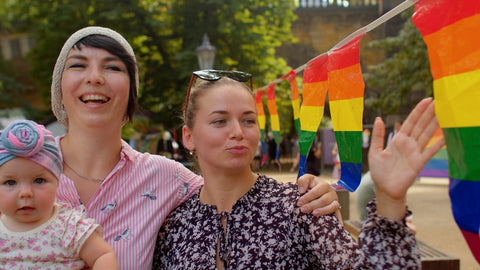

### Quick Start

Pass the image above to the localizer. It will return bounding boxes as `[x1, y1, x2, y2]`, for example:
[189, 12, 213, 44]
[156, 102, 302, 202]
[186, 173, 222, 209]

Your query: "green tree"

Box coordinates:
[0, 0, 38, 117]
[9, 0, 297, 134]
[363, 8, 432, 115]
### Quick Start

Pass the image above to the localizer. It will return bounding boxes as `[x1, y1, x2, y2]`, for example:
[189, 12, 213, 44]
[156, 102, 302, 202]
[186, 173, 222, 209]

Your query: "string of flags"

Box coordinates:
[253, 0, 480, 262]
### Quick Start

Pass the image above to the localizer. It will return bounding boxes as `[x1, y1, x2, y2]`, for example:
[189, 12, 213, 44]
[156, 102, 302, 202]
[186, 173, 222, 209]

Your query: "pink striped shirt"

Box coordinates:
[55, 138, 203, 269]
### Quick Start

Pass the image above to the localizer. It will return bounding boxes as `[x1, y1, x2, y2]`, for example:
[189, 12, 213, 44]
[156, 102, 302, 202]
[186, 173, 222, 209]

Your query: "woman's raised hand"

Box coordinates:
[368, 98, 445, 220]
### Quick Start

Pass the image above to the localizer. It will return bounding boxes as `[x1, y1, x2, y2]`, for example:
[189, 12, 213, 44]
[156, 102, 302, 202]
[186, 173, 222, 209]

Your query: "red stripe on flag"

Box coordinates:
[266, 83, 276, 101]
[284, 70, 300, 100]
[255, 90, 265, 115]
[303, 55, 328, 83]
[328, 35, 363, 71]
[413, 0, 480, 36]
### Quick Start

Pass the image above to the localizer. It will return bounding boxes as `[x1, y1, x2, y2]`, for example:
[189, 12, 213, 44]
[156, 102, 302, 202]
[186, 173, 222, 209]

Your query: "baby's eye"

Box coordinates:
[33, 178, 46, 184]
[3, 180, 16, 186]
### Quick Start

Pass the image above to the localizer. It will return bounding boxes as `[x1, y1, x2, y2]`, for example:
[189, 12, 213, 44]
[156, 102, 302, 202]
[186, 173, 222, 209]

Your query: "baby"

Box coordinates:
[0, 120, 118, 269]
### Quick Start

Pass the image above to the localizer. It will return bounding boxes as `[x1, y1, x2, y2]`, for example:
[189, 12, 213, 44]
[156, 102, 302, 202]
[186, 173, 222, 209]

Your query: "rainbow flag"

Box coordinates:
[297, 55, 328, 177]
[266, 83, 282, 161]
[283, 70, 301, 135]
[413, 0, 480, 262]
[327, 35, 365, 192]
[255, 90, 268, 166]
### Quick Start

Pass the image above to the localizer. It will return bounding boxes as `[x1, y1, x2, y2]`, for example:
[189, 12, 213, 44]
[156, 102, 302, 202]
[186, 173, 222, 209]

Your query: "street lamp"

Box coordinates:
[196, 33, 216, 70]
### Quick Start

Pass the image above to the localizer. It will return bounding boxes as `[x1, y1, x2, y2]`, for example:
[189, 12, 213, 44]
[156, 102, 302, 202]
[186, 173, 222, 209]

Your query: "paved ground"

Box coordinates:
[262, 168, 478, 270]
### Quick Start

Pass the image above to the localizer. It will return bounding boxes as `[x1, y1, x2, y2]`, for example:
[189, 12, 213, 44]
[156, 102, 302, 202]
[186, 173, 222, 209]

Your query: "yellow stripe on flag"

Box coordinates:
[292, 98, 301, 119]
[434, 68, 480, 128]
[330, 98, 364, 131]
[257, 115, 266, 130]
[270, 114, 280, 131]
[300, 105, 325, 132]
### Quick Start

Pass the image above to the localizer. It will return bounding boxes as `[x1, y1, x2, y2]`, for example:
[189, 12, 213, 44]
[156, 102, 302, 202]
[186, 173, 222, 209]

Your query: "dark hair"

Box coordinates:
[74, 34, 138, 122]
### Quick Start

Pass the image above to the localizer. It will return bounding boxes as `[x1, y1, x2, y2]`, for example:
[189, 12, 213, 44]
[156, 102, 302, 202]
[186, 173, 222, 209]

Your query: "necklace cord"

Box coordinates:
[63, 160, 104, 182]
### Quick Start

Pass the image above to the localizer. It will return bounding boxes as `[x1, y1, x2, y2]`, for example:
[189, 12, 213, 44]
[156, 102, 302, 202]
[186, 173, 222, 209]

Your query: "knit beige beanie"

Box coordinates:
[51, 26, 139, 126]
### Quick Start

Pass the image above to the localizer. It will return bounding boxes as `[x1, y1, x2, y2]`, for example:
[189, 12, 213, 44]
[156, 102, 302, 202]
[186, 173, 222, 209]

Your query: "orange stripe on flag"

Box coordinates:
[423, 14, 480, 80]
[302, 81, 328, 106]
[255, 90, 265, 116]
[328, 63, 365, 100]
[267, 99, 278, 115]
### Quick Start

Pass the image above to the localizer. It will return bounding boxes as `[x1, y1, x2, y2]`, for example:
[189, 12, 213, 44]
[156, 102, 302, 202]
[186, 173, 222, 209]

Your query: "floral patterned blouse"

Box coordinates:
[152, 174, 420, 269]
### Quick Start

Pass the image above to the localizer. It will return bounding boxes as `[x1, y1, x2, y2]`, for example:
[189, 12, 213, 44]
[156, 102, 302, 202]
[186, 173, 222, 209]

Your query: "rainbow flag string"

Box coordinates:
[413, 0, 480, 263]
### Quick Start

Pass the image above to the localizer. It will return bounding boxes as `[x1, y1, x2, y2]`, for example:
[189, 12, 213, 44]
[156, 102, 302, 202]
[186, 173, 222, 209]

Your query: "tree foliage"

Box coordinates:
[363, 8, 432, 114]
[0, 0, 39, 116]
[7, 0, 297, 134]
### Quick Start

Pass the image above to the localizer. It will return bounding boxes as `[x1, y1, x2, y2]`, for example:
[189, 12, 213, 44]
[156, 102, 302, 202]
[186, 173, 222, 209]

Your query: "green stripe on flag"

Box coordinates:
[443, 127, 480, 181]
[334, 130, 362, 163]
[294, 118, 300, 136]
[299, 130, 316, 156]
[273, 131, 282, 145]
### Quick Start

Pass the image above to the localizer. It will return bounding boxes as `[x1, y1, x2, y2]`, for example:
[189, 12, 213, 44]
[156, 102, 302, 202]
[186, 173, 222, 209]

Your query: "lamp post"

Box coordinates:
[196, 33, 216, 70]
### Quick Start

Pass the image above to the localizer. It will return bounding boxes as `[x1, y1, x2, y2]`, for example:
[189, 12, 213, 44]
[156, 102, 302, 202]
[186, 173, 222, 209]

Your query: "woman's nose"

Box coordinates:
[229, 120, 245, 140]
[86, 66, 105, 85]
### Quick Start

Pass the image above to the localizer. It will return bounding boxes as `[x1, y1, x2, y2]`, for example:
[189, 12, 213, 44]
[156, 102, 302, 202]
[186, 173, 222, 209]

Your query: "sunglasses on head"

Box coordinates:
[184, 69, 253, 116]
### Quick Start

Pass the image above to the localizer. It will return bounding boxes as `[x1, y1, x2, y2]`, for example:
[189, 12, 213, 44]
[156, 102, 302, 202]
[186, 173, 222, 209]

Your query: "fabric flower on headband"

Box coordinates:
[0, 120, 62, 180]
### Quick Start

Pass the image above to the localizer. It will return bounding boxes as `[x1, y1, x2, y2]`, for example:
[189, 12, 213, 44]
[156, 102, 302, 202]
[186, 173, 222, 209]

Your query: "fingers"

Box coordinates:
[368, 117, 385, 159]
[400, 98, 444, 160]
[312, 200, 342, 217]
[296, 173, 315, 194]
[335, 207, 344, 226]
[298, 183, 339, 215]
[410, 99, 437, 148]
[399, 97, 433, 137]
[421, 133, 445, 164]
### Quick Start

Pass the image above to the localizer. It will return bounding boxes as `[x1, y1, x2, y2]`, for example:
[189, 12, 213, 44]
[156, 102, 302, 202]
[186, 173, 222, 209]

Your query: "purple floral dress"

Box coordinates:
[153, 174, 420, 269]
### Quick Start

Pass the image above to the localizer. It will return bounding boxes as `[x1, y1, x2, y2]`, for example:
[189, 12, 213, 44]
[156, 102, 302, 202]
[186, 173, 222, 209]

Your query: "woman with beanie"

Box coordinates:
[50, 26, 340, 269]
[0, 120, 118, 269]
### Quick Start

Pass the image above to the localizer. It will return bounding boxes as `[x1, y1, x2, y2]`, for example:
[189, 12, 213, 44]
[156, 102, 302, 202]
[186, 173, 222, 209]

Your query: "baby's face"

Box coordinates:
[0, 157, 58, 231]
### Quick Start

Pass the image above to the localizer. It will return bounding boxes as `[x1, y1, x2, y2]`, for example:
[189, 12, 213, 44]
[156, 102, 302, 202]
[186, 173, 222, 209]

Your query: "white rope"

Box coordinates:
[255, 0, 418, 92]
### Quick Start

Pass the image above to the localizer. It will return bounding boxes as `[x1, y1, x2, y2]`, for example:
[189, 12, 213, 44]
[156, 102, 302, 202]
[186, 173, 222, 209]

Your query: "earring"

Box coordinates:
[59, 104, 68, 119]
